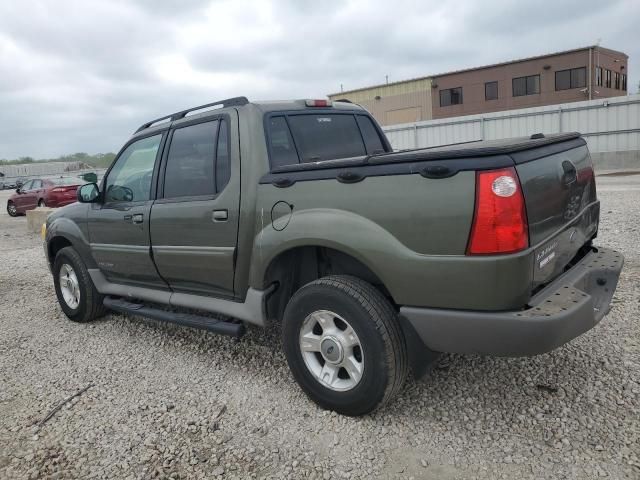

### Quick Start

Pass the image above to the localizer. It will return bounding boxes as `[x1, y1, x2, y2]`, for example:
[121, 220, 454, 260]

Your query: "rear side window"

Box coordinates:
[356, 116, 385, 154]
[268, 117, 299, 169]
[216, 120, 230, 192]
[163, 119, 230, 199]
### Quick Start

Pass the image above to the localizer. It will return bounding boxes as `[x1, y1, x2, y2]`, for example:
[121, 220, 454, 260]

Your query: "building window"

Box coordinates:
[485, 81, 498, 100]
[439, 87, 463, 107]
[605, 69, 612, 88]
[622, 73, 627, 91]
[614, 72, 620, 90]
[595, 67, 603, 87]
[512, 75, 540, 97]
[555, 67, 586, 91]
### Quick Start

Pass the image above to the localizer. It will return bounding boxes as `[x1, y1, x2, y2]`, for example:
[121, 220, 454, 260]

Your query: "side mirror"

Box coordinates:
[15, 188, 21, 194]
[77, 183, 100, 203]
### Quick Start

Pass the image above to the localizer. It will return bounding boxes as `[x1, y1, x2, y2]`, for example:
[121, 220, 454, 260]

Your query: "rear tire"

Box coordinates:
[7, 201, 18, 217]
[282, 275, 408, 416]
[53, 246, 106, 322]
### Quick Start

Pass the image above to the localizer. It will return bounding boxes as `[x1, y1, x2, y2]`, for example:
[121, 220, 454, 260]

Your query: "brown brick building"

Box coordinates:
[328, 46, 629, 125]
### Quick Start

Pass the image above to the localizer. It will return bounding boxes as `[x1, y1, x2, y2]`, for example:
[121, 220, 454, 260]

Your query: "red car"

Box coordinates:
[6, 177, 81, 217]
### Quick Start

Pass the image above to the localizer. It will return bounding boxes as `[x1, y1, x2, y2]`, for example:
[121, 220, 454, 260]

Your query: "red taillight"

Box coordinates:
[467, 167, 528, 255]
[305, 99, 332, 107]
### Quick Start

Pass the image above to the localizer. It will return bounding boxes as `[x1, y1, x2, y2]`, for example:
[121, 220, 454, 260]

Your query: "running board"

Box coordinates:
[103, 296, 245, 338]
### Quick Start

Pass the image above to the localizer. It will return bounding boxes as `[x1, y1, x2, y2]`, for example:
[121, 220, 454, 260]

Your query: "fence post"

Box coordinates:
[558, 107, 563, 133]
[413, 124, 418, 148]
[480, 117, 485, 141]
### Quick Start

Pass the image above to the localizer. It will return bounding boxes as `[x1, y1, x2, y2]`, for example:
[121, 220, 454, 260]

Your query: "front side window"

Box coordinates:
[163, 121, 219, 199]
[440, 87, 463, 107]
[105, 134, 161, 203]
[21, 180, 33, 191]
[513, 75, 540, 96]
[485, 81, 498, 100]
[32, 180, 42, 189]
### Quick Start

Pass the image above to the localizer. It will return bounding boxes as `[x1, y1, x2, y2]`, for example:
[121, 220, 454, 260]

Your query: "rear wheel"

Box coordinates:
[282, 275, 408, 416]
[7, 201, 18, 217]
[38, 199, 46, 207]
[53, 246, 106, 322]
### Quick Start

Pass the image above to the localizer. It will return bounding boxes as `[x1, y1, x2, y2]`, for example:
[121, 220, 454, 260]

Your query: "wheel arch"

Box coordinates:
[261, 245, 394, 324]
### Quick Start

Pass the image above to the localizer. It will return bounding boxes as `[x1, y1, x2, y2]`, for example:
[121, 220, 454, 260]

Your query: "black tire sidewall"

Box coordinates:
[53, 248, 92, 322]
[283, 282, 391, 415]
[7, 201, 17, 217]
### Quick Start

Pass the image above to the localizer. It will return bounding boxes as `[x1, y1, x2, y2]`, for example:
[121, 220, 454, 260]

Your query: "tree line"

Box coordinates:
[0, 152, 116, 168]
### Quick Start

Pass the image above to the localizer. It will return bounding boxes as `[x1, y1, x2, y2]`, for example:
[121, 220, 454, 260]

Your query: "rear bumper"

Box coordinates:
[400, 246, 623, 356]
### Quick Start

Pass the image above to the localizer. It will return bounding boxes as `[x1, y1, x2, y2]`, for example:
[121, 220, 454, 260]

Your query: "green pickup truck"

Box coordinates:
[44, 97, 623, 415]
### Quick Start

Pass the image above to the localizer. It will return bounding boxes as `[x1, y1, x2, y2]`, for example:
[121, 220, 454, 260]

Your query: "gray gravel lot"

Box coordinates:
[0, 176, 639, 480]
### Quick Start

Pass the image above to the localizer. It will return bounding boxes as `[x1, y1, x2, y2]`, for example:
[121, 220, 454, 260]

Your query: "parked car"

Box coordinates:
[7, 177, 81, 216]
[43, 97, 623, 416]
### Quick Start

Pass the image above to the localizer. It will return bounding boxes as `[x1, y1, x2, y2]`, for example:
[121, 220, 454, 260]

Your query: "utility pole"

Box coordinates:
[385, 75, 389, 85]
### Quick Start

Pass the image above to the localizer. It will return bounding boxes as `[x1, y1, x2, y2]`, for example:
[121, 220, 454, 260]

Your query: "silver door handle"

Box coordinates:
[212, 210, 228, 222]
[132, 213, 144, 224]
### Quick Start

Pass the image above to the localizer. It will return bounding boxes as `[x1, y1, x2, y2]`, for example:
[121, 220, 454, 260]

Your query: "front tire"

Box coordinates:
[7, 201, 18, 217]
[282, 275, 408, 416]
[53, 246, 106, 322]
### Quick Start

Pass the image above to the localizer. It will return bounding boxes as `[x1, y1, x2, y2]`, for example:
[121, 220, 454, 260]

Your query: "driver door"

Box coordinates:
[87, 133, 168, 289]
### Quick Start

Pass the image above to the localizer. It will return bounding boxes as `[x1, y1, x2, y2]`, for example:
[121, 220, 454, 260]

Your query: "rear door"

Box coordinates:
[150, 112, 240, 298]
[87, 133, 167, 289]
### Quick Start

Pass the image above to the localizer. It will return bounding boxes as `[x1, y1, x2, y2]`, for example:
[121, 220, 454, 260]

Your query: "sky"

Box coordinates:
[1, 0, 638, 159]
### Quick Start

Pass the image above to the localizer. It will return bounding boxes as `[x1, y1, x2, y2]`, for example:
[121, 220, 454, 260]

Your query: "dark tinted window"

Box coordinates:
[286, 114, 366, 162]
[164, 121, 218, 198]
[555, 70, 571, 90]
[556, 67, 586, 90]
[356, 115, 385, 154]
[485, 81, 498, 100]
[268, 116, 299, 168]
[513, 75, 540, 96]
[216, 120, 230, 192]
[440, 87, 463, 107]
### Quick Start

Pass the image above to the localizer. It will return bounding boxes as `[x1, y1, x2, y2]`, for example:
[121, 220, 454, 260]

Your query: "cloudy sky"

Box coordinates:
[1, 0, 638, 159]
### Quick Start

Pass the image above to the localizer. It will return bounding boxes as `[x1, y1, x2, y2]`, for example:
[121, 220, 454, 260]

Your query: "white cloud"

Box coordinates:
[0, 0, 638, 158]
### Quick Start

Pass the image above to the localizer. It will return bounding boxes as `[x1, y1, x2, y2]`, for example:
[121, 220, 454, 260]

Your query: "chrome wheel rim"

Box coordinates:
[7, 203, 16, 215]
[59, 263, 80, 309]
[299, 310, 364, 392]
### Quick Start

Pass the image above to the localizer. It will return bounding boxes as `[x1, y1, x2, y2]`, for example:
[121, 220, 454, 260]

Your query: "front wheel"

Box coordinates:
[282, 275, 408, 416]
[7, 201, 18, 217]
[53, 246, 106, 322]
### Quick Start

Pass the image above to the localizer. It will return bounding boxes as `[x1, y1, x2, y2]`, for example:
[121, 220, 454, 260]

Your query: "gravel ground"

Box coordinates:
[0, 176, 639, 480]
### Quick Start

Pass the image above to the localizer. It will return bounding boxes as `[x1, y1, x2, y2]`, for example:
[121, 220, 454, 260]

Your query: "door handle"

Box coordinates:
[132, 213, 144, 224]
[212, 210, 228, 222]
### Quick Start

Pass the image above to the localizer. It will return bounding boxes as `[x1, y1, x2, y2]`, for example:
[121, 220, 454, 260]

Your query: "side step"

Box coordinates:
[103, 296, 246, 338]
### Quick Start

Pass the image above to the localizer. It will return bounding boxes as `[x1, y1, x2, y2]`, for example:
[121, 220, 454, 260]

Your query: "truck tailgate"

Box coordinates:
[514, 141, 598, 290]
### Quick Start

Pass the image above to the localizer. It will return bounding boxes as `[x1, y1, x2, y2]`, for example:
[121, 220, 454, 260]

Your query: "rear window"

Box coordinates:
[268, 113, 386, 168]
[49, 177, 81, 186]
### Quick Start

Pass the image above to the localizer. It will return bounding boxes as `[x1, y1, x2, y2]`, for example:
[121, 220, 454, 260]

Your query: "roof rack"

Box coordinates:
[134, 96, 249, 133]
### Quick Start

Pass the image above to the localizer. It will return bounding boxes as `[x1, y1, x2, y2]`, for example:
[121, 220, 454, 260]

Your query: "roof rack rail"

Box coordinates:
[134, 96, 249, 133]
